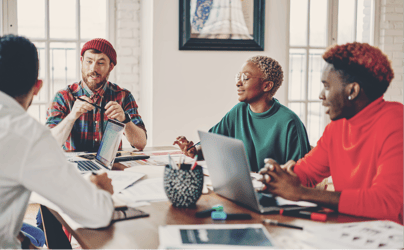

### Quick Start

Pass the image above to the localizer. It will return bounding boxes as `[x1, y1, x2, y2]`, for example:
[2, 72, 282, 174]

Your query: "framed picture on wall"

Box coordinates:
[179, 0, 265, 51]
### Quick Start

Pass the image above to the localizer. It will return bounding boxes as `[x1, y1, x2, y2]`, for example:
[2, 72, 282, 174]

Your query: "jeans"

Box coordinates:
[21, 222, 46, 247]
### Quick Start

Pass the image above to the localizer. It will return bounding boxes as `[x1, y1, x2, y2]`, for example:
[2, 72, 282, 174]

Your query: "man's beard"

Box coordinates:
[81, 68, 110, 92]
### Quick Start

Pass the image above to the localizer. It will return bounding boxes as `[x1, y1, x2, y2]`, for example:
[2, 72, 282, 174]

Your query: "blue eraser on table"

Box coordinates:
[211, 211, 227, 220]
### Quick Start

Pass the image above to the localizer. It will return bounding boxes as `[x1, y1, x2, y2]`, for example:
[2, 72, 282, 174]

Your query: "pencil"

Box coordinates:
[262, 219, 303, 230]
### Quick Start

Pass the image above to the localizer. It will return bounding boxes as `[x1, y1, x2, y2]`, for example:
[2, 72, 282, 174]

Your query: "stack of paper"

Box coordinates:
[106, 171, 145, 193]
[114, 178, 168, 207]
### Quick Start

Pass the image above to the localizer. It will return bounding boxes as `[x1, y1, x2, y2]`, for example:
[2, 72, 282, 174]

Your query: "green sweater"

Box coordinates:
[209, 99, 311, 172]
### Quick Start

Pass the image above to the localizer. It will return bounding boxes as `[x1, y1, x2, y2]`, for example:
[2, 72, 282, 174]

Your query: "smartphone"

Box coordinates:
[111, 207, 149, 222]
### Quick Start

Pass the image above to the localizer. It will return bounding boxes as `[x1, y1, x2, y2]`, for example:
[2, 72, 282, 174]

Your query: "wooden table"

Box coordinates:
[48, 146, 371, 248]
[51, 191, 371, 249]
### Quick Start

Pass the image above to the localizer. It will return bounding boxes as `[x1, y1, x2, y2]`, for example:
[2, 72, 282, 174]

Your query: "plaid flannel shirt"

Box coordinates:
[46, 81, 146, 152]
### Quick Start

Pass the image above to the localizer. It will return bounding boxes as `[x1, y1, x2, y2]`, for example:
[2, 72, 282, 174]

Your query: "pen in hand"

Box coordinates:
[187, 141, 200, 151]
[75, 96, 106, 111]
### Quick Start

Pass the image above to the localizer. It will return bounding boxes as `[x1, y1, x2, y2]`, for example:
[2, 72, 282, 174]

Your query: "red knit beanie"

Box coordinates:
[81, 38, 117, 65]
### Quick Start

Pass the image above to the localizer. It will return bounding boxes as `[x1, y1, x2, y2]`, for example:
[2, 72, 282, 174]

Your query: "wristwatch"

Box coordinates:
[122, 113, 131, 124]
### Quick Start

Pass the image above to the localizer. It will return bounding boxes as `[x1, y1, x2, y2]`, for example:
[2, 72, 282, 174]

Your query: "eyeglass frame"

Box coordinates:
[235, 72, 266, 84]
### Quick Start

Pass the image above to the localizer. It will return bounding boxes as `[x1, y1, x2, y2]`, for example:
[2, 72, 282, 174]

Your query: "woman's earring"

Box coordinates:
[348, 96, 352, 100]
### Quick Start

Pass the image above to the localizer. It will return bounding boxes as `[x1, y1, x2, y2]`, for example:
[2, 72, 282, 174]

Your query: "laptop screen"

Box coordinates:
[96, 119, 125, 167]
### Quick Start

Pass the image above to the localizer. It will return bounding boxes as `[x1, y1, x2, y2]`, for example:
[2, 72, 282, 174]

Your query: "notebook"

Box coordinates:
[198, 130, 317, 214]
[73, 119, 125, 171]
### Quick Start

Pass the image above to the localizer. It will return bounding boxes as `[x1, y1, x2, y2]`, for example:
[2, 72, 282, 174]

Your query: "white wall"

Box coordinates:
[115, 0, 141, 100]
[141, 0, 289, 146]
[114, 0, 143, 148]
[379, 0, 403, 103]
[137, 0, 403, 147]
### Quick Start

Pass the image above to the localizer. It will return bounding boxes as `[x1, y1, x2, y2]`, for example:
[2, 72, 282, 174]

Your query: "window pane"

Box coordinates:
[289, 49, 306, 101]
[338, 0, 356, 44]
[309, 0, 327, 47]
[33, 42, 47, 103]
[290, 0, 308, 46]
[17, 0, 45, 39]
[308, 102, 325, 146]
[288, 102, 306, 125]
[356, 0, 374, 44]
[80, 0, 107, 39]
[308, 49, 325, 101]
[50, 43, 77, 97]
[50, 0, 77, 39]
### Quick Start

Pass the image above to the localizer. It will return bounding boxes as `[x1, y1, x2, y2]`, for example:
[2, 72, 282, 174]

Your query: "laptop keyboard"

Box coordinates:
[73, 161, 102, 171]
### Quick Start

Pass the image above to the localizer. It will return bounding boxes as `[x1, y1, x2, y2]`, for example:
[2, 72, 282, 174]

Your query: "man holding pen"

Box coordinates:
[46, 38, 147, 152]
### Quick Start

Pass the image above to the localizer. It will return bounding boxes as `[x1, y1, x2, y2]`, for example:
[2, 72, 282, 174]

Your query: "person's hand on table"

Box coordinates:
[105, 101, 125, 122]
[258, 158, 303, 201]
[90, 172, 114, 195]
[70, 96, 95, 120]
[173, 136, 197, 158]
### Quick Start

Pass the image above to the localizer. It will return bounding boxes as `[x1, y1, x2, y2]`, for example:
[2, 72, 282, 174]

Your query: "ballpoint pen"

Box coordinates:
[75, 96, 106, 111]
[262, 219, 303, 230]
[187, 141, 200, 151]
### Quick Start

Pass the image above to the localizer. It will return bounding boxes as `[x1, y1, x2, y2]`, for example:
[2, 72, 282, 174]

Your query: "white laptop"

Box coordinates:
[198, 130, 317, 214]
[73, 119, 125, 171]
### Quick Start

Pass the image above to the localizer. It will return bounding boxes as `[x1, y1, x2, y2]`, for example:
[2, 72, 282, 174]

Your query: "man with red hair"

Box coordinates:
[260, 42, 403, 224]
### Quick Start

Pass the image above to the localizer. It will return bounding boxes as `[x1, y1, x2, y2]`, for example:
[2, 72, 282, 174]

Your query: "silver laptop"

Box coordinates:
[73, 119, 125, 172]
[198, 130, 315, 214]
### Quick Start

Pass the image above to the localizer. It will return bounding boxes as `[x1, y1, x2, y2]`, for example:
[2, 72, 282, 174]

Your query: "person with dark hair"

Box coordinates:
[0, 34, 115, 249]
[174, 56, 311, 172]
[259, 42, 403, 224]
[46, 38, 147, 152]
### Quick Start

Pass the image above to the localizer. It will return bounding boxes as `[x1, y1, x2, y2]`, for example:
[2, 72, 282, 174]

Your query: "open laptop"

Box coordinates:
[198, 130, 317, 214]
[73, 119, 125, 172]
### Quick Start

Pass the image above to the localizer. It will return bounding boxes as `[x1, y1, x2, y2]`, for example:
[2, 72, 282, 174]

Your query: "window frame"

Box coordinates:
[1, 0, 116, 123]
[285, 0, 380, 145]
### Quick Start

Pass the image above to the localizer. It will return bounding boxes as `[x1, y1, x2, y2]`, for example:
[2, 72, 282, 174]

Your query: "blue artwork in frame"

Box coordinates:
[179, 0, 265, 51]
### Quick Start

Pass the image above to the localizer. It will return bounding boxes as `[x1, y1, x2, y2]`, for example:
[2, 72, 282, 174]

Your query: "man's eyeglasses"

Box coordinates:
[235, 72, 265, 83]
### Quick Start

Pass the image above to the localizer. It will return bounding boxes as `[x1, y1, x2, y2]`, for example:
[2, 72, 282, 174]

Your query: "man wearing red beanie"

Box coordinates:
[45, 38, 147, 152]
